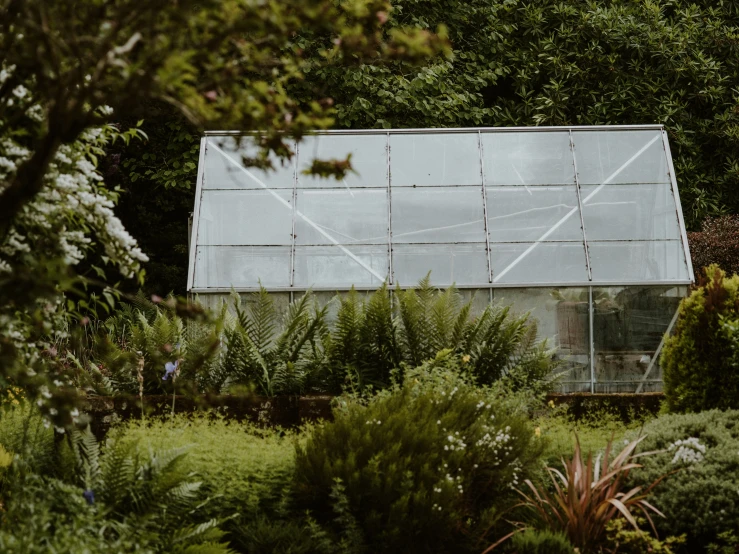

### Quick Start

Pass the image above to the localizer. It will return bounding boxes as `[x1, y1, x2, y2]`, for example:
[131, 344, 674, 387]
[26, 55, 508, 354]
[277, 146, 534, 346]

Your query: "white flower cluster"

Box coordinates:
[475, 424, 513, 466]
[668, 437, 706, 465]
[365, 418, 382, 425]
[0, 69, 148, 278]
[445, 432, 467, 452]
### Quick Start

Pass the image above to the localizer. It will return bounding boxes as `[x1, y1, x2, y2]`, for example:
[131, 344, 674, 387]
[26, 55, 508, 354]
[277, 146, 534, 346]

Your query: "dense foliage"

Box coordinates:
[628, 410, 739, 554]
[295, 353, 543, 553]
[117, 415, 301, 553]
[661, 265, 739, 412]
[87, 278, 554, 397]
[688, 215, 739, 277]
[0, 406, 232, 553]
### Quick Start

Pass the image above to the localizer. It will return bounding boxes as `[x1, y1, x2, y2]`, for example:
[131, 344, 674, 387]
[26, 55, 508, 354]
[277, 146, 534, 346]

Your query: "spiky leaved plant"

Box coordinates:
[395, 275, 553, 390]
[320, 284, 401, 392]
[71, 427, 234, 553]
[222, 288, 328, 396]
[493, 435, 668, 554]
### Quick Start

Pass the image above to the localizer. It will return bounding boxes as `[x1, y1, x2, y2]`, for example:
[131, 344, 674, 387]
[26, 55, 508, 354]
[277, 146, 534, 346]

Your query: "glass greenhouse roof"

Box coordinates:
[187, 126, 693, 292]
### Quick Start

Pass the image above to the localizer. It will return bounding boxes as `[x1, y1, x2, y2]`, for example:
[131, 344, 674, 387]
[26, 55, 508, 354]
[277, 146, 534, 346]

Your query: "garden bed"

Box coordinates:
[83, 392, 664, 439]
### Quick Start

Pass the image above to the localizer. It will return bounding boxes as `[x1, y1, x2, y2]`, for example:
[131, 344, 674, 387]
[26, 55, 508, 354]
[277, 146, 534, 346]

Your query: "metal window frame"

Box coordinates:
[186, 137, 208, 292]
[661, 129, 695, 282]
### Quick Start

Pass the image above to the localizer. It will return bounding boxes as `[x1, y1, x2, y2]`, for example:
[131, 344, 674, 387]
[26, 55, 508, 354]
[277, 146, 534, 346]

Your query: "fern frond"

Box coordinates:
[247, 285, 277, 354]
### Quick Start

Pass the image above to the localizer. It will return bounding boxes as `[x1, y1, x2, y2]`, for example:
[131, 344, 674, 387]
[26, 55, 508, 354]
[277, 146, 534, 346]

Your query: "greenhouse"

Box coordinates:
[187, 125, 693, 393]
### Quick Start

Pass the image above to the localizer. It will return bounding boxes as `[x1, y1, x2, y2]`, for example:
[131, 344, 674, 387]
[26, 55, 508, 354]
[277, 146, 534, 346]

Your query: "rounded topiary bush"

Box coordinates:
[661, 264, 739, 412]
[629, 410, 739, 553]
[294, 351, 543, 554]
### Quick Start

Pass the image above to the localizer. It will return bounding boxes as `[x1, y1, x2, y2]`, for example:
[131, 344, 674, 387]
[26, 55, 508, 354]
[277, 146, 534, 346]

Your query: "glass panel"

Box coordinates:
[592, 286, 686, 392]
[482, 131, 574, 185]
[204, 136, 295, 189]
[589, 240, 689, 282]
[391, 187, 486, 243]
[193, 246, 290, 288]
[392, 243, 489, 286]
[198, 190, 293, 246]
[293, 245, 389, 288]
[491, 242, 588, 284]
[493, 287, 591, 392]
[297, 134, 387, 188]
[390, 133, 481, 186]
[580, 184, 680, 241]
[573, 130, 669, 185]
[296, 189, 387, 245]
[486, 185, 583, 242]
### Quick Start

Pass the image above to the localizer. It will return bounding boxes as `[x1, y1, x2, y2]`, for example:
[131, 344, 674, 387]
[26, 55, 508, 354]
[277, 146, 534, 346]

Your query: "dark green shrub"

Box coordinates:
[662, 265, 739, 412]
[510, 529, 574, 554]
[294, 351, 543, 554]
[628, 410, 739, 553]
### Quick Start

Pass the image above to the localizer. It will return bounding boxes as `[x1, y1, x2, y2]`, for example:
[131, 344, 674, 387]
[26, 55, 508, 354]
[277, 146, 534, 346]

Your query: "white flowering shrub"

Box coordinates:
[0, 65, 148, 427]
[628, 410, 739, 552]
[0, 68, 147, 278]
[294, 351, 543, 554]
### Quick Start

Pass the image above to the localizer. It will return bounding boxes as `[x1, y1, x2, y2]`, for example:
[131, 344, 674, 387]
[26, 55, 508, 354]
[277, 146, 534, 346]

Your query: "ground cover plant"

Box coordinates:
[117, 414, 300, 552]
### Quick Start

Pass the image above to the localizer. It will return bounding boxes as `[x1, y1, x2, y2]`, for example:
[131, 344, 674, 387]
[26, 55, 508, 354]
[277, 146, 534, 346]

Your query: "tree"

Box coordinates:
[0, 0, 448, 425]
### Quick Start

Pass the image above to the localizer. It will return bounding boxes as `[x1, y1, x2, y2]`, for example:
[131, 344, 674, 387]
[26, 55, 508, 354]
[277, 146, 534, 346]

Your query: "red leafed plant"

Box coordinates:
[485, 435, 669, 553]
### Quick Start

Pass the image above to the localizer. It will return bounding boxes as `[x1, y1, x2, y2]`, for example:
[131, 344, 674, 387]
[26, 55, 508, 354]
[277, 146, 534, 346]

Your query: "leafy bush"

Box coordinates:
[294, 352, 543, 553]
[688, 216, 739, 277]
[118, 414, 296, 516]
[90, 300, 224, 396]
[662, 265, 739, 412]
[515, 435, 664, 554]
[628, 410, 739, 553]
[508, 529, 574, 554]
[223, 289, 328, 396]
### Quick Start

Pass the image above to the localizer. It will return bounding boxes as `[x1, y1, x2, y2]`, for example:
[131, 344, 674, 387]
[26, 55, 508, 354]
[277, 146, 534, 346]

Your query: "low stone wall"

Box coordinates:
[83, 392, 664, 439]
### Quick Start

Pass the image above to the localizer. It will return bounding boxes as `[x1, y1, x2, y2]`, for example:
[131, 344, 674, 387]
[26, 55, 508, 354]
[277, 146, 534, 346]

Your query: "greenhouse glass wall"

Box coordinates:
[188, 125, 693, 393]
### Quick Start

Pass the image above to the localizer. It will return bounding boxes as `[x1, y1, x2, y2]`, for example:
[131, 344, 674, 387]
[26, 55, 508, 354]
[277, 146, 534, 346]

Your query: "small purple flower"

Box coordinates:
[83, 489, 95, 505]
[162, 360, 179, 381]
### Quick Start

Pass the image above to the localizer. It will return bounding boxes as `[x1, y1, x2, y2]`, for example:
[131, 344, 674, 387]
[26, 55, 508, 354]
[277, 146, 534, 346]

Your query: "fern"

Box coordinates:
[69, 427, 233, 552]
[222, 287, 327, 396]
